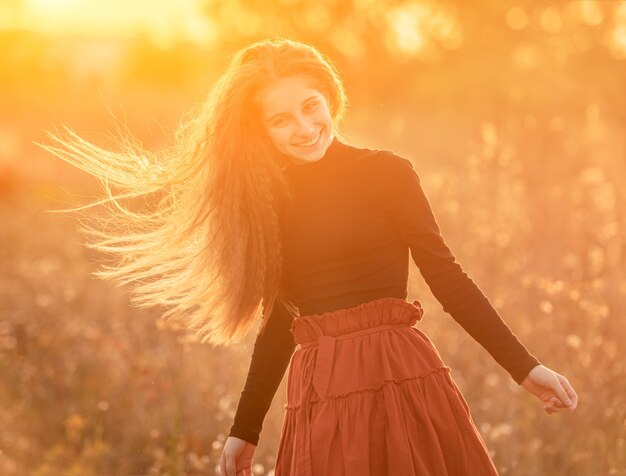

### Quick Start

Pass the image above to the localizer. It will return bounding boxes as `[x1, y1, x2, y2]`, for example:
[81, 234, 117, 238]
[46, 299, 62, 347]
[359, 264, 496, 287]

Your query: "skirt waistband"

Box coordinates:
[298, 322, 411, 349]
[290, 297, 425, 346]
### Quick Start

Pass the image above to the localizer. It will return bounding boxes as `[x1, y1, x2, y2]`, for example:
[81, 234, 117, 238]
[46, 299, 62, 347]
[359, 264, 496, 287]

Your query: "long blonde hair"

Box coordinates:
[37, 37, 348, 345]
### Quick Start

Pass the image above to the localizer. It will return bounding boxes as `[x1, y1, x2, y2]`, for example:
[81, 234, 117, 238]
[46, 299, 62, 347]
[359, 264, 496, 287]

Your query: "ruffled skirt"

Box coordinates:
[274, 297, 499, 476]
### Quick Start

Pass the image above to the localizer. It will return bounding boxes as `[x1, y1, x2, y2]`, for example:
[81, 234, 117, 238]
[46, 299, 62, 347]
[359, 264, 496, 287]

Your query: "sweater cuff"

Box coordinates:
[509, 355, 541, 385]
[228, 424, 260, 447]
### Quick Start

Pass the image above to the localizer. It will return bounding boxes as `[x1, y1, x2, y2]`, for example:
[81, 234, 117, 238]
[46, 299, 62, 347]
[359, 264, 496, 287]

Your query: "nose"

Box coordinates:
[293, 114, 315, 137]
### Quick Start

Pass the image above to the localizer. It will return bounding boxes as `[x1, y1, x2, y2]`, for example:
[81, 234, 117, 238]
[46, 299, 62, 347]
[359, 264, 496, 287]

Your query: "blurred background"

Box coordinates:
[1, 0, 625, 475]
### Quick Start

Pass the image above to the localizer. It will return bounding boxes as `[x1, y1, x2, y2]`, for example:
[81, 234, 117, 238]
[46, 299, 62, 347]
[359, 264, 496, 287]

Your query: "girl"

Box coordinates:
[40, 38, 577, 476]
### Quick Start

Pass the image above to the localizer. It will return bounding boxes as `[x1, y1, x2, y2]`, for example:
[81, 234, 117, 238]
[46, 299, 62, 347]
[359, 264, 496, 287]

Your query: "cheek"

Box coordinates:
[267, 128, 291, 148]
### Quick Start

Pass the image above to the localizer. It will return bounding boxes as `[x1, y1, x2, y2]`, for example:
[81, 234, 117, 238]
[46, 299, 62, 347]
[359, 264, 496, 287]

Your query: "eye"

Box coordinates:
[305, 101, 319, 112]
[271, 117, 288, 128]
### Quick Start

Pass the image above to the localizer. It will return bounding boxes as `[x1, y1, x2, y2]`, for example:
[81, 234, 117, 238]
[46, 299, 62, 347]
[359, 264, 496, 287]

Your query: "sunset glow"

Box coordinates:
[18, 0, 216, 46]
[1, 1, 625, 474]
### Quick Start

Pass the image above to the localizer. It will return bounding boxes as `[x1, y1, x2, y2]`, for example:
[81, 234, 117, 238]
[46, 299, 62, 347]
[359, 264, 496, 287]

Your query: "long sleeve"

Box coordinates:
[382, 155, 540, 385]
[228, 300, 296, 446]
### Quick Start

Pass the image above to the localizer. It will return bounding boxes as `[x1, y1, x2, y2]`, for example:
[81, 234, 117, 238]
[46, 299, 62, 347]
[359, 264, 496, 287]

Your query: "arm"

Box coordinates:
[228, 300, 296, 446]
[383, 155, 540, 385]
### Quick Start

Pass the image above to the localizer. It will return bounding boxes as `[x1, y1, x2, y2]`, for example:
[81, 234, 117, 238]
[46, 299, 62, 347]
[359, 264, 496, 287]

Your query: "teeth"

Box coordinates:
[296, 131, 321, 147]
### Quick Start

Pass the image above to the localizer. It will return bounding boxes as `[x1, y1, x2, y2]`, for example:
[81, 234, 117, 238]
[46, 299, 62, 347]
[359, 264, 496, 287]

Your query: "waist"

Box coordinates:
[298, 321, 413, 349]
[291, 297, 425, 346]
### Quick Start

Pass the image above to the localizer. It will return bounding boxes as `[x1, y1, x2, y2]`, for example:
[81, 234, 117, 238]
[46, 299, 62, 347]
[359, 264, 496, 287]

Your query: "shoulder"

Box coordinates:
[334, 138, 422, 188]
[352, 144, 420, 183]
[370, 147, 416, 169]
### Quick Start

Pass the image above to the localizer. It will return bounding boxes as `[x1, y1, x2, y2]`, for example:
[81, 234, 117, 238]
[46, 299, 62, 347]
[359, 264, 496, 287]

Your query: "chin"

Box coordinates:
[296, 149, 325, 162]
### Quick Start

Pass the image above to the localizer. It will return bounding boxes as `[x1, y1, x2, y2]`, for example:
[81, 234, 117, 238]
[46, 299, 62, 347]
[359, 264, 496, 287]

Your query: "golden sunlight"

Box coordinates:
[384, 2, 461, 58]
[2, 3, 625, 472]
[385, 3, 428, 56]
[20, 0, 216, 46]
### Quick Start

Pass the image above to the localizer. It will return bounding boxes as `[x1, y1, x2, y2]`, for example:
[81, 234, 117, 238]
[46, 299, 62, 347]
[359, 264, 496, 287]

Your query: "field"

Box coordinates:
[1, 2, 625, 474]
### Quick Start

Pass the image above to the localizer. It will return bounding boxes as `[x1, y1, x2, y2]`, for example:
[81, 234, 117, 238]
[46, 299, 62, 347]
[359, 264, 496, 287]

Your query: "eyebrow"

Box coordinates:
[266, 95, 319, 123]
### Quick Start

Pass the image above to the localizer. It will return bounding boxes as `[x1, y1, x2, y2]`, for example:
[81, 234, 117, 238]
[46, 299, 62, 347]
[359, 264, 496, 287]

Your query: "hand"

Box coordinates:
[520, 364, 578, 415]
[219, 436, 256, 476]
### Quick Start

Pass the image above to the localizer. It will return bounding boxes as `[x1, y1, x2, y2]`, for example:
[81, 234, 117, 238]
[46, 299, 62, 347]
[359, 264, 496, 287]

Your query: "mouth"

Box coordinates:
[293, 129, 323, 149]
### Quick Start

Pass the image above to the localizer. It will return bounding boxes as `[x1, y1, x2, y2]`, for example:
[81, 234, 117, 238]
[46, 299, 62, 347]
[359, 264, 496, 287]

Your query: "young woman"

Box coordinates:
[40, 38, 577, 476]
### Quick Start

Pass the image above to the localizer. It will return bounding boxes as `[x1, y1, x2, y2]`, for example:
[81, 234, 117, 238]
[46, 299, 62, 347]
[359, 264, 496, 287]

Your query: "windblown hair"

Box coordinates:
[37, 37, 348, 345]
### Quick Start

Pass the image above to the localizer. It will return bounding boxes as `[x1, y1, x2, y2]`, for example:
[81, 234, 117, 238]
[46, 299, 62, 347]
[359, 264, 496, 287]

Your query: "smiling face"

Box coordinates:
[255, 74, 334, 165]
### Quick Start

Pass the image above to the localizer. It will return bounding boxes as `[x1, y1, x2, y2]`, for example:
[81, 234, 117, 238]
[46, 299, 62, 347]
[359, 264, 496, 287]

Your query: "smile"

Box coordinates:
[294, 130, 322, 148]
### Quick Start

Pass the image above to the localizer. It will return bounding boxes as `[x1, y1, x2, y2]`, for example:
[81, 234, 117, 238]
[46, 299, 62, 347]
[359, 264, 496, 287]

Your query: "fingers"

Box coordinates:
[544, 395, 570, 414]
[543, 398, 561, 415]
[543, 403, 555, 414]
[561, 376, 578, 413]
[529, 368, 578, 416]
[554, 375, 578, 413]
[219, 455, 236, 476]
[552, 380, 572, 408]
[543, 391, 577, 415]
[540, 372, 577, 415]
[219, 454, 227, 476]
[219, 456, 251, 476]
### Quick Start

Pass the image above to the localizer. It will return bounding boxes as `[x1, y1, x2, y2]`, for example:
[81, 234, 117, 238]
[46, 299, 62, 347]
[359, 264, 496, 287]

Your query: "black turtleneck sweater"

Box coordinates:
[228, 136, 541, 446]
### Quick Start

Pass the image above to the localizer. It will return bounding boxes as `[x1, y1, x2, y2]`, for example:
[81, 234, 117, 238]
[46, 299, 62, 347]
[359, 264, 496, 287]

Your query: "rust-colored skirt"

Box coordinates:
[274, 297, 499, 476]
